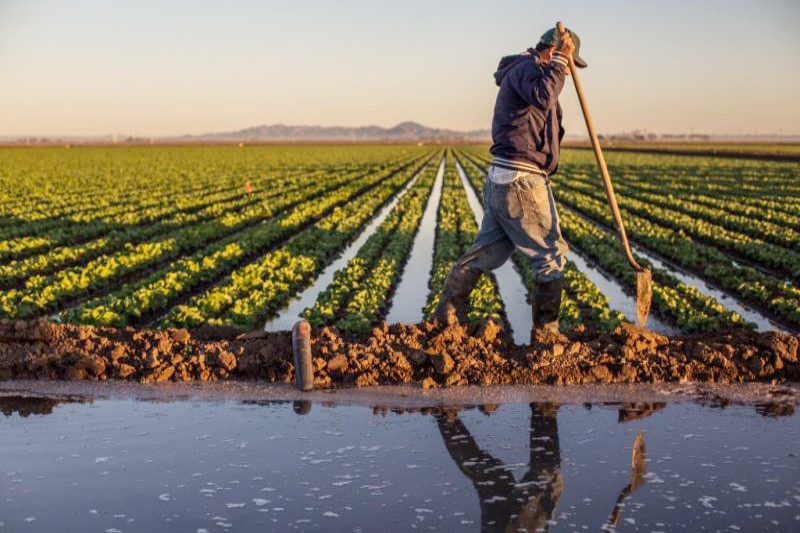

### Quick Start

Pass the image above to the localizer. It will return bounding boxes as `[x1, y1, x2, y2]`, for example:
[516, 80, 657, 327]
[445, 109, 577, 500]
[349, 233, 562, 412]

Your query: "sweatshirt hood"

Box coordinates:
[493, 50, 536, 86]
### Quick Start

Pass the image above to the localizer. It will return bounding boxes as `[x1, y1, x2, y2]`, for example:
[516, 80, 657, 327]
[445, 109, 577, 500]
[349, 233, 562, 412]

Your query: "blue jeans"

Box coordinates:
[457, 167, 569, 282]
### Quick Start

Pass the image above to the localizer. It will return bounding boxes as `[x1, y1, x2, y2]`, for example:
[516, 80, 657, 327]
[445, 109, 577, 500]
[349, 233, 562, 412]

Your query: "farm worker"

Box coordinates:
[434, 26, 587, 342]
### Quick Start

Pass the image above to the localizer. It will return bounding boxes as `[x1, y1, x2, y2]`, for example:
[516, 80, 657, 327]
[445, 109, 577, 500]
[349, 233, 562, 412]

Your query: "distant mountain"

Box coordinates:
[181, 121, 491, 142]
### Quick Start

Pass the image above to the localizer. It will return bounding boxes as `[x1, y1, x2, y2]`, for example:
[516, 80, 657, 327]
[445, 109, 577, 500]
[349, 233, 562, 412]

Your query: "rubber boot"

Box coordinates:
[531, 277, 565, 343]
[433, 265, 482, 326]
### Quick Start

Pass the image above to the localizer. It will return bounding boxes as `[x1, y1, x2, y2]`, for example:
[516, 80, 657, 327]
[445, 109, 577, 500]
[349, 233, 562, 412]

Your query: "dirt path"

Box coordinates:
[0, 319, 797, 387]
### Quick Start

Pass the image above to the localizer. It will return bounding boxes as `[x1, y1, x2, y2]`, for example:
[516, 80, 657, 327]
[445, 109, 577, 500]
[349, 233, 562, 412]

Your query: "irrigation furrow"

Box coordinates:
[457, 149, 751, 334]
[423, 153, 505, 328]
[158, 155, 434, 330]
[57, 155, 432, 328]
[265, 157, 437, 332]
[561, 204, 789, 334]
[386, 159, 445, 325]
[330, 161, 441, 333]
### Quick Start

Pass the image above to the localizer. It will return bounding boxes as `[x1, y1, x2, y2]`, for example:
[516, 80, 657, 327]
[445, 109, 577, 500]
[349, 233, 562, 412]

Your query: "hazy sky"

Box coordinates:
[1, 0, 798, 137]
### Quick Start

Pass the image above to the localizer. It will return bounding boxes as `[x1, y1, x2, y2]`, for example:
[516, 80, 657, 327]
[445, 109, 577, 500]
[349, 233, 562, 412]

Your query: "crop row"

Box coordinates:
[305, 158, 440, 333]
[575, 170, 800, 233]
[465, 149, 800, 279]
[4, 154, 423, 321]
[463, 146, 800, 329]
[577, 142, 800, 161]
[557, 208, 753, 332]
[0, 163, 388, 286]
[59, 154, 431, 328]
[566, 169, 800, 252]
[0, 146, 406, 221]
[160, 156, 434, 330]
[0, 161, 393, 264]
[561, 174, 800, 277]
[457, 150, 753, 333]
[0, 146, 423, 251]
[550, 182, 800, 329]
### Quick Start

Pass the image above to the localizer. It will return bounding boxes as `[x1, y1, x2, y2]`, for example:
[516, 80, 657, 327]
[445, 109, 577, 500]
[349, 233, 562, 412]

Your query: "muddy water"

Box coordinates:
[2, 383, 798, 533]
[386, 158, 445, 325]
[264, 164, 428, 332]
[454, 161, 532, 344]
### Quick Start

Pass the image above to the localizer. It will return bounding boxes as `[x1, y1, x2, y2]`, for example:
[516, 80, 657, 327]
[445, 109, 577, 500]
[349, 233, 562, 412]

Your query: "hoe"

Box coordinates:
[557, 21, 653, 327]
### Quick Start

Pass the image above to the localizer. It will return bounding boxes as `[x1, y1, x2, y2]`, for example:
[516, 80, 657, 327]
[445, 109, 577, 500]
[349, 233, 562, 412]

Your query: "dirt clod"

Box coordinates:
[0, 320, 798, 387]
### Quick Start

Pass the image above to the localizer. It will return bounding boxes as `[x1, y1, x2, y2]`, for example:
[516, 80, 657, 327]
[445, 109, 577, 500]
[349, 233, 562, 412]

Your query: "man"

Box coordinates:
[434, 26, 587, 342]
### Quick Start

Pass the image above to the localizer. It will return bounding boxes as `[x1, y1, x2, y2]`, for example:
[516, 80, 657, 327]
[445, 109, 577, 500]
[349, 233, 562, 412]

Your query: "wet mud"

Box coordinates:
[0, 318, 798, 387]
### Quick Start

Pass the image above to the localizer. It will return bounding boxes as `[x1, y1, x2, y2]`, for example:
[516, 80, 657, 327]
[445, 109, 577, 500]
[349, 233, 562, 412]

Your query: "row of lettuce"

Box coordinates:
[460, 146, 798, 331]
[0, 146, 403, 262]
[307, 150, 626, 336]
[3, 143, 790, 336]
[0, 147, 433, 324]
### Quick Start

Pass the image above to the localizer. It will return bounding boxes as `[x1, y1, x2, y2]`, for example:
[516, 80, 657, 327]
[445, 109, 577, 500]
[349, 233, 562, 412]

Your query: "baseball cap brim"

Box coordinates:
[539, 27, 588, 68]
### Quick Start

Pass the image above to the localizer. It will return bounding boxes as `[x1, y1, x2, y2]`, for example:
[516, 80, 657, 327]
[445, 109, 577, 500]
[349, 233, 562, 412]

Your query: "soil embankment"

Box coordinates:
[0, 319, 797, 387]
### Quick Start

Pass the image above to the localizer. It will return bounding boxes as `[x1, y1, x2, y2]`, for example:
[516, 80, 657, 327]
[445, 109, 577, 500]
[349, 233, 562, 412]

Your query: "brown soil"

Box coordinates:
[1, 318, 798, 387]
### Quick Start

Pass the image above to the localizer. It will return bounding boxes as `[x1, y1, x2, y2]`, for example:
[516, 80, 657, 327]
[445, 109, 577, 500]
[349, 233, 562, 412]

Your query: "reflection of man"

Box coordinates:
[434, 403, 563, 532]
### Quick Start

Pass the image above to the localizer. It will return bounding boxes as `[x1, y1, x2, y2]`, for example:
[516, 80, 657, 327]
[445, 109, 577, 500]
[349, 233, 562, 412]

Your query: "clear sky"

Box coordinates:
[1, 0, 798, 137]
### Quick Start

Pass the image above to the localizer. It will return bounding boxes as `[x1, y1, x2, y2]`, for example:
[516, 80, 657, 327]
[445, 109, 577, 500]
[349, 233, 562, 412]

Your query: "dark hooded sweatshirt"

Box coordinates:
[489, 49, 568, 176]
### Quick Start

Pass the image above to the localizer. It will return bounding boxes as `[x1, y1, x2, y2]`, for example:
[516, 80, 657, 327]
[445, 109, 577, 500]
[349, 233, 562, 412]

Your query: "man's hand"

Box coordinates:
[556, 31, 575, 58]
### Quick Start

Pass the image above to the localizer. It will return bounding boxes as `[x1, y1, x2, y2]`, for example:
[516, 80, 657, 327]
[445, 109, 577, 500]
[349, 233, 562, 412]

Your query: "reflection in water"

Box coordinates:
[1, 390, 798, 532]
[435, 403, 563, 532]
[755, 402, 796, 417]
[293, 399, 312, 415]
[617, 402, 667, 423]
[0, 393, 89, 417]
[606, 432, 647, 530]
[428, 402, 659, 532]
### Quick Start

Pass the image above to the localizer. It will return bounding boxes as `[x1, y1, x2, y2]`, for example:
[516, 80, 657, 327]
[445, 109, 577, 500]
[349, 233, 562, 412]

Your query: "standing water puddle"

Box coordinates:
[454, 161, 532, 344]
[1, 382, 798, 532]
[264, 164, 429, 332]
[386, 159, 445, 324]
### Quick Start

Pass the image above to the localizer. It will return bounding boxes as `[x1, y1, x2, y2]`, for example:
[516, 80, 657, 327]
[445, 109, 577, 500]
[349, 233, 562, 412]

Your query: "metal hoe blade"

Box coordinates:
[636, 268, 653, 328]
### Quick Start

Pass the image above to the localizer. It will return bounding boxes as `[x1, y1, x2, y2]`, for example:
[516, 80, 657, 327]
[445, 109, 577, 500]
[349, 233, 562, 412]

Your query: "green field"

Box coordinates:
[1, 144, 797, 335]
[566, 141, 800, 160]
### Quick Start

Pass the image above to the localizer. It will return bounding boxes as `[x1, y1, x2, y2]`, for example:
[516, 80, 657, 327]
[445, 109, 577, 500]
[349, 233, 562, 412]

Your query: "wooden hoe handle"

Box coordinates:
[555, 21, 646, 273]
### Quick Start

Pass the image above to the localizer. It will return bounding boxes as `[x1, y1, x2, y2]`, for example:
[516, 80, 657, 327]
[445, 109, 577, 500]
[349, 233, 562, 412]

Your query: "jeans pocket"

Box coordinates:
[519, 179, 555, 234]
[502, 186, 524, 220]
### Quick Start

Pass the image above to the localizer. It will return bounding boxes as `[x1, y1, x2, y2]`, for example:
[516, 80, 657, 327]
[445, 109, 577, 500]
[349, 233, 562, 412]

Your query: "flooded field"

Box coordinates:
[2, 382, 798, 532]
